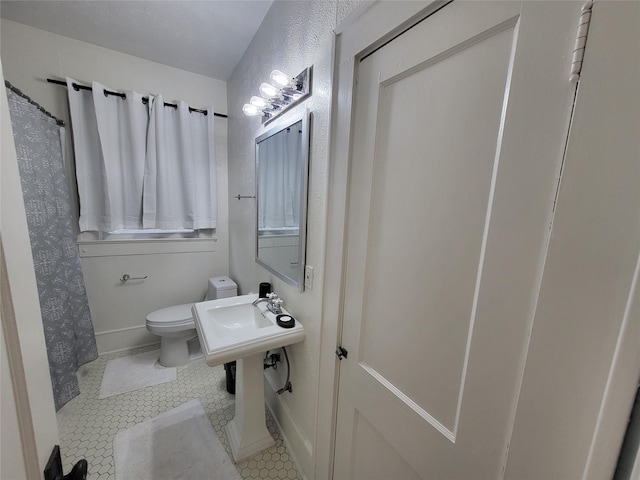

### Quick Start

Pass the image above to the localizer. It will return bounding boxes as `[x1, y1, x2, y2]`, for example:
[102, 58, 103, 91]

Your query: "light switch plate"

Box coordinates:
[304, 265, 314, 289]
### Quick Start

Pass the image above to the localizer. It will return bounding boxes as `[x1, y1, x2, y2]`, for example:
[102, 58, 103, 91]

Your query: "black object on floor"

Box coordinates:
[44, 445, 88, 480]
[44, 445, 63, 480]
[224, 361, 236, 394]
[62, 459, 87, 480]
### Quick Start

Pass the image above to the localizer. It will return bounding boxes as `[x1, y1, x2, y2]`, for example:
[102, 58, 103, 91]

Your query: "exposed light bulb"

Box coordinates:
[259, 82, 280, 99]
[242, 103, 261, 117]
[243, 68, 309, 120]
[250, 96, 270, 109]
[270, 69, 293, 88]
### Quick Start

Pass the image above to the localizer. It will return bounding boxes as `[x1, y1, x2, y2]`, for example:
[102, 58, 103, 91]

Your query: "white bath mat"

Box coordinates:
[113, 399, 241, 480]
[99, 350, 176, 399]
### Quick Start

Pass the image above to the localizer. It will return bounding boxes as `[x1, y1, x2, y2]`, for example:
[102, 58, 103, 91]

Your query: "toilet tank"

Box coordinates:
[206, 276, 238, 300]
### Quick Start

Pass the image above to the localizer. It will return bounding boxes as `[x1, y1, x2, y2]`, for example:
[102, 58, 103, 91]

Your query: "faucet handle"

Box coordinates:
[272, 298, 284, 314]
[266, 294, 283, 314]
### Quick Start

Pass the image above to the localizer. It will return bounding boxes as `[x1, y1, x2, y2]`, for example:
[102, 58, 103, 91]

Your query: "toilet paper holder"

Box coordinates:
[120, 274, 148, 282]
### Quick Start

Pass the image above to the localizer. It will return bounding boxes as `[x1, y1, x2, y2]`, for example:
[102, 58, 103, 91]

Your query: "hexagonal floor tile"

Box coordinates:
[57, 345, 302, 480]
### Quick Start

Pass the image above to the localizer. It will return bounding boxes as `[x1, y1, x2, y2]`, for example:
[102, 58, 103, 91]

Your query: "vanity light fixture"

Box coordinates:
[242, 66, 312, 124]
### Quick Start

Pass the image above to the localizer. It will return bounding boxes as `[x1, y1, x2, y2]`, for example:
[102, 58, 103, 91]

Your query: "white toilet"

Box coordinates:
[146, 276, 238, 367]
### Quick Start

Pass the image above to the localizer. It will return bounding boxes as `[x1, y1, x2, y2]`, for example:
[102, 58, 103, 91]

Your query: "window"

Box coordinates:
[66, 78, 217, 235]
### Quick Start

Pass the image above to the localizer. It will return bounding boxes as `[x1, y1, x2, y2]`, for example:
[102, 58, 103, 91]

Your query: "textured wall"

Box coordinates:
[227, 1, 363, 476]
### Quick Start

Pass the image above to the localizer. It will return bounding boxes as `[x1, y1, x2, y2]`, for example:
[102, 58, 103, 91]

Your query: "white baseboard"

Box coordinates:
[264, 373, 312, 480]
[94, 324, 159, 355]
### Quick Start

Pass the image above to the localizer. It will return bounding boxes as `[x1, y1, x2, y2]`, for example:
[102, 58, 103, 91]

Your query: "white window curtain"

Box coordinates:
[66, 78, 110, 232]
[66, 78, 217, 232]
[144, 95, 217, 229]
[257, 126, 302, 229]
[92, 81, 148, 230]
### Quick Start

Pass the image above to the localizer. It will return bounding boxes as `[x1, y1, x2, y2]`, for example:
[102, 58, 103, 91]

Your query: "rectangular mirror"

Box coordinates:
[255, 110, 310, 291]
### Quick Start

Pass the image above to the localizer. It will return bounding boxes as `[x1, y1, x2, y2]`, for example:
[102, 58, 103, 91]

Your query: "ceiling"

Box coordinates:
[0, 0, 274, 81]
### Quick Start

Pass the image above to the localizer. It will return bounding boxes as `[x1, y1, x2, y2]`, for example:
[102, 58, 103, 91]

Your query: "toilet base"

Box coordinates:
[159, 334, 202, 367]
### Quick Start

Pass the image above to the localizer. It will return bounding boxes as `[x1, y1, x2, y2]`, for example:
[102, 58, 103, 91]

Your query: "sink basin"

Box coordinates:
[209, 302, 271, 336]
[192, 293, 305, 367]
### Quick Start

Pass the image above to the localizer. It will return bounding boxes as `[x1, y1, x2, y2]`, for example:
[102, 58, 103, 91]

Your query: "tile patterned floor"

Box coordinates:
[57, 345, 302, 480]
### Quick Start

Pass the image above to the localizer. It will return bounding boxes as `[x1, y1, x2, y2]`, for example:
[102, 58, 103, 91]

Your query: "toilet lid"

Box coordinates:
[146, 303, 194, 328]
[211, 276, 237, 291]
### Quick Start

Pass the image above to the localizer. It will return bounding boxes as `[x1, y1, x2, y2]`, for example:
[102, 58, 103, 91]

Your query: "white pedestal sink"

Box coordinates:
[191, 294, 305, 462]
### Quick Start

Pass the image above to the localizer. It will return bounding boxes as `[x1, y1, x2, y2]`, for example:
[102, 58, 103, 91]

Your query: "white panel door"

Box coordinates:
[333, 2, 582, 478]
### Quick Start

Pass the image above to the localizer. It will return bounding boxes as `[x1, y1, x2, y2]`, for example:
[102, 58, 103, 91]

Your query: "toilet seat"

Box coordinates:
[146, 303, 195, 333]
[145, 276, 238, 367]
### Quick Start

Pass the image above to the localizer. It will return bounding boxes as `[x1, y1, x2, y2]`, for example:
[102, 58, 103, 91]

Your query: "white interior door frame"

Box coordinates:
[502, 2, 640, 476]
[0, 62, 60, 476]
[576, 6, 640, 475]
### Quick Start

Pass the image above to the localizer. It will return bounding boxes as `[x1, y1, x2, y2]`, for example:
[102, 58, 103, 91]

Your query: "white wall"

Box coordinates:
[227, 1, 363, 477]
[0, 19, 227, 130]
[79, 241, 227, 353]
[1, 19, 231, 353]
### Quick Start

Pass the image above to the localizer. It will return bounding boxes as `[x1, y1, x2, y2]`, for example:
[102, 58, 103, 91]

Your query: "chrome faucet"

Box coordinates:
[252, 292, 283, 314]
[252, 297, 270, 307]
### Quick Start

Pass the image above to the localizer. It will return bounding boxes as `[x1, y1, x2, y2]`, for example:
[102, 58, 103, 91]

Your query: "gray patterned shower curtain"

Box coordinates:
[6, 83, 98, 410]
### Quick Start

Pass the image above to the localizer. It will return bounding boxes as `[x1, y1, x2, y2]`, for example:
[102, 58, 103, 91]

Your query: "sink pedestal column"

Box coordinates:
[225, 353, 275, 462]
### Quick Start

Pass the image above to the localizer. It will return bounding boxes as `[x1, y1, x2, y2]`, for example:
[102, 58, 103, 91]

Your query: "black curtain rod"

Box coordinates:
[47, 78, 228, 118]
